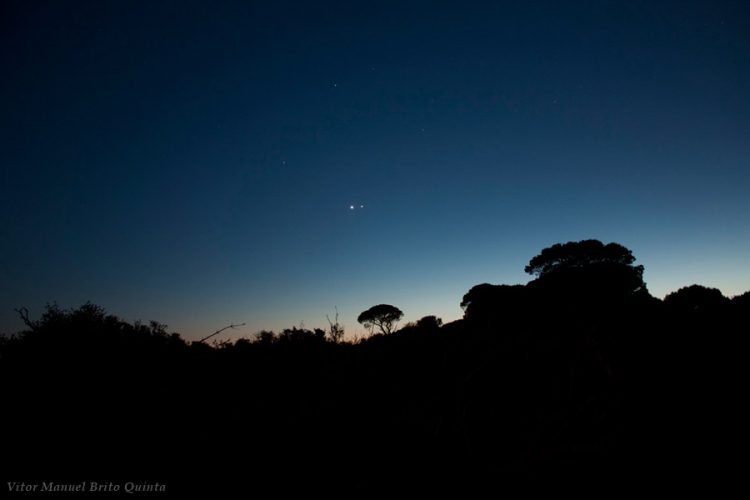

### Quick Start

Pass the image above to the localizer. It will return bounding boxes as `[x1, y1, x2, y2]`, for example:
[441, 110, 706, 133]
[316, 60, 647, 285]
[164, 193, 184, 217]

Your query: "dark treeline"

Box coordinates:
[1, 240, 746, 496]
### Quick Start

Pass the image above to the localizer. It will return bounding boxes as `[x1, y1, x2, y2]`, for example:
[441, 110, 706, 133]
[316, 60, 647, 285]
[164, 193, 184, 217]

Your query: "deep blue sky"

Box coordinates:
[2, 0, 749, 340]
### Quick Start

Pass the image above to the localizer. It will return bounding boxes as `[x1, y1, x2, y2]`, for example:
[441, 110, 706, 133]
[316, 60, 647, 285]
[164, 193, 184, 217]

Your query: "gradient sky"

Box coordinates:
[2, 0, 749, 340]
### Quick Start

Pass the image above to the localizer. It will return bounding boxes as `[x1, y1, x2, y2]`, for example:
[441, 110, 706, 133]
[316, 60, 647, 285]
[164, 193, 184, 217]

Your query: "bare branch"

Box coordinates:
[326, 306, 345, 343]
[197, 322, 246, 343]
[15, 307, 36, 331]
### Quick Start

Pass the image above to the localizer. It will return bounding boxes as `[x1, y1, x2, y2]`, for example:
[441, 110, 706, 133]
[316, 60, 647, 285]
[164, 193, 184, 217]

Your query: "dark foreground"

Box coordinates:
[2, 294, 743, 497]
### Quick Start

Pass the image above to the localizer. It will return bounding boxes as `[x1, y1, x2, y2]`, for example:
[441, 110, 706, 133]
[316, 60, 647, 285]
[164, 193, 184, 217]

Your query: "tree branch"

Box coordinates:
[197, 322, 246, 343]
[15, 307, 36, 331]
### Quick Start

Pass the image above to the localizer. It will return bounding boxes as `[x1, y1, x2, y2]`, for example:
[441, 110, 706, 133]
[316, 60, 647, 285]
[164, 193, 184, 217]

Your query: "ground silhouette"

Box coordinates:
[1, 240, 743, 496]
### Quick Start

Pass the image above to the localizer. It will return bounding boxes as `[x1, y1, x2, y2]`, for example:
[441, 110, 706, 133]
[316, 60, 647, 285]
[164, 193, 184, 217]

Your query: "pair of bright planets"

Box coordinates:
[349, 204, 365, 210]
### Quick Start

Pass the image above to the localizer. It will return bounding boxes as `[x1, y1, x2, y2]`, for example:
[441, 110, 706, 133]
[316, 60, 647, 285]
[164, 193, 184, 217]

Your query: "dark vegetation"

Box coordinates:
[1, 240, 746, 495]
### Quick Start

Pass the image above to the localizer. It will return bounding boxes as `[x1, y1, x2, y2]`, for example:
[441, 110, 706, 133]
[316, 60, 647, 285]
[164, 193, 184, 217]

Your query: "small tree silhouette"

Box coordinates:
[357, 304, 403, 335]
[326, 307, 345, 343]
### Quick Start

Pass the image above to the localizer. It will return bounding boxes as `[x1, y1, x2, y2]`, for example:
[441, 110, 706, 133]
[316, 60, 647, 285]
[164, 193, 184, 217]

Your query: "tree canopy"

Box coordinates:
[524, 239, 646, 296]
[460, 284, 526, 321]
[524, 239, 638, 278]
[664, 285, 730, 311]
[357, 304, 404, 335]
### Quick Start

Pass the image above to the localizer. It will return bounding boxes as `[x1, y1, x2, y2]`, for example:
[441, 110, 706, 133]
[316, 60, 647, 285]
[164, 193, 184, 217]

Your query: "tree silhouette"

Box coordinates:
[460, 283, 497, 311]
[525, 239, 646, 297]
[664, 284, 730, 312]
[326, 307, 345, 343]
[525, 239, 641, 278]
[460, 283, 526, 321]
[357, 304, 403, 335]
[416, 315, 442, 330]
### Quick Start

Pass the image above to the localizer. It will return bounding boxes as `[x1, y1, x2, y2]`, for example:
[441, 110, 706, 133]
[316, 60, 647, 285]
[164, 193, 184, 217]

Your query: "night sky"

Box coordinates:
[2, 0, 749, 340]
